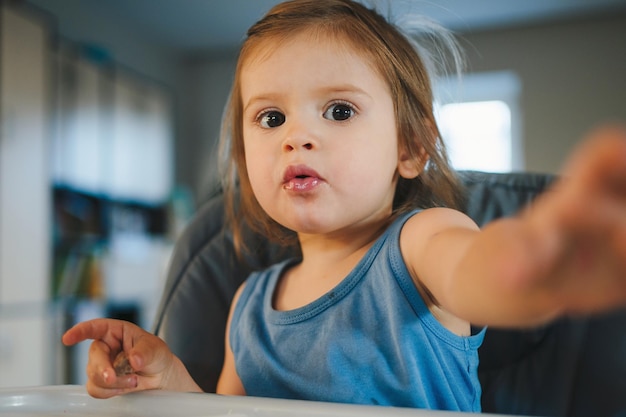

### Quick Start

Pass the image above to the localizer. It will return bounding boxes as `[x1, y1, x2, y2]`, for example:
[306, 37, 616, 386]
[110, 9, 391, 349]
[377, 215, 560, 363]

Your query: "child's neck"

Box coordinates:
[272, 221, 388, 311]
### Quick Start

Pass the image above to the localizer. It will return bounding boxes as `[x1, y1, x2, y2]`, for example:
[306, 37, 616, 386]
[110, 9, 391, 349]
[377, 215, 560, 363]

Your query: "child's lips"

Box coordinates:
[282, 165, 324, 191]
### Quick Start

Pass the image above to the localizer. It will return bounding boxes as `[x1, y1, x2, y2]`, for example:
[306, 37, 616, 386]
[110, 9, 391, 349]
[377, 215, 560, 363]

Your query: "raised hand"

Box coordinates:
[524, 125, 626, 315]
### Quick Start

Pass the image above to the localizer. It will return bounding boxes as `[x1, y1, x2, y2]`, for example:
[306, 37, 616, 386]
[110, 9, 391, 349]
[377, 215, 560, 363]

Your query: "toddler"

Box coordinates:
[63, 0, 626, 412]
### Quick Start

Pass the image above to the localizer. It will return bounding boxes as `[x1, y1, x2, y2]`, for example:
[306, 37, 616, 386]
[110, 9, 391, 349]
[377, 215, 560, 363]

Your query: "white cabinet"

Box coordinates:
[52, 49, 109, 193]
[108, 73, 173, 203]
[1, 4, 175, 388]
[0, 5, 55, 387]
[53, 48, 174, 204]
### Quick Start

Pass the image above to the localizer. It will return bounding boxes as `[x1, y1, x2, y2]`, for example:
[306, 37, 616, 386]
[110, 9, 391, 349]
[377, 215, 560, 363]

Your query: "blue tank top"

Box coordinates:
[230, 210, 485, 411]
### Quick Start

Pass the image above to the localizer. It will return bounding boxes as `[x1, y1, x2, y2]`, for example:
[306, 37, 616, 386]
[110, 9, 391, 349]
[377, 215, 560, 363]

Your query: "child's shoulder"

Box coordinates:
[401, 207, 478, 240]
[399, 207, 479, 284]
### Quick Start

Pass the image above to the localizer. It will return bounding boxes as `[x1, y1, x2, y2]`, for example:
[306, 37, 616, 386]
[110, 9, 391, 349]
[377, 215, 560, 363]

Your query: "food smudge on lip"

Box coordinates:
[284, 177, 320, 190]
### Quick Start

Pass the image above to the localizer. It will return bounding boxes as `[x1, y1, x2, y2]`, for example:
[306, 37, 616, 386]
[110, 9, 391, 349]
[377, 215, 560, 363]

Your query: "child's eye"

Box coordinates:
[258, 110, 286, 128]
[323, 103, 355, 121]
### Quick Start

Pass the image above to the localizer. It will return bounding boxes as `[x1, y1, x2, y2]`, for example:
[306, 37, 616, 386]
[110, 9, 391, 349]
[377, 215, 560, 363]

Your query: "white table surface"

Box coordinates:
[0, 385, 519, 417]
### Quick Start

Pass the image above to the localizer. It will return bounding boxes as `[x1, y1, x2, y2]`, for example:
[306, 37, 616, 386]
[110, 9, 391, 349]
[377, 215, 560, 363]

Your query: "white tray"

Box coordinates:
[0, 385, 498, 417]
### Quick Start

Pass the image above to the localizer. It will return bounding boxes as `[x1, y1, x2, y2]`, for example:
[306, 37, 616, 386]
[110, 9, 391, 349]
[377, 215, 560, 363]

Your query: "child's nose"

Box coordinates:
[283, 141, 313, 151]
[282, 121, 316, 152]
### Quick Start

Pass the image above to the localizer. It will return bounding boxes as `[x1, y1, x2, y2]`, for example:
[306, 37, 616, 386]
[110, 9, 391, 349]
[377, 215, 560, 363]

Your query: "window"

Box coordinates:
[434, 71, 523, 172]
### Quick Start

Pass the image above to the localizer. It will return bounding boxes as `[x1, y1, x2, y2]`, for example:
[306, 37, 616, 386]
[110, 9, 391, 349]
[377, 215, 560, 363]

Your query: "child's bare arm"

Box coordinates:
[404, 126, 626, 328]
[216, 285, 247, 396]
[62, 318, 203, 398]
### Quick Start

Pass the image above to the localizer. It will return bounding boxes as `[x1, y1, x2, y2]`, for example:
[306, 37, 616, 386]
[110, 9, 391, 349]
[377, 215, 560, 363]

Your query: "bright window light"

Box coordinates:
[434, 71, 523, 173]
[437, 100, 512, 172]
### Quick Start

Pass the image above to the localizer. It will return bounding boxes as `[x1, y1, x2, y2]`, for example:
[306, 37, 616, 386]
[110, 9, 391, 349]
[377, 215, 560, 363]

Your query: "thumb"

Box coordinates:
[126, 333, 173, 377]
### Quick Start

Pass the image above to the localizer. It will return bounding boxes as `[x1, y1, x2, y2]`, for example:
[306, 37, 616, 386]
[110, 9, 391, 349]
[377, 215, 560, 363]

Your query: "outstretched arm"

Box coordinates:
[62, 318, 203, 398]
[404, 126, 626, 328]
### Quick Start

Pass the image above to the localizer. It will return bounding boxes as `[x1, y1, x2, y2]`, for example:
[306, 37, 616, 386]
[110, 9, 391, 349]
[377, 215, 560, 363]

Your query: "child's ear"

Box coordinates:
[398, 121, 437, 179]
[397, 145, 428, 179]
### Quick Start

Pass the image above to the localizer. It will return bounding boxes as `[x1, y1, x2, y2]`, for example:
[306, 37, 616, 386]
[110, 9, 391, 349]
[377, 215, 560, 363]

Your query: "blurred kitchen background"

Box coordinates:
[1, 0, 625, 388]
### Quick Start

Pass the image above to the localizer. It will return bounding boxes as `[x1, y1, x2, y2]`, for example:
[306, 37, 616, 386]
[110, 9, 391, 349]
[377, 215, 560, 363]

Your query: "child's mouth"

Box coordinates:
[282, 165, 323, 191]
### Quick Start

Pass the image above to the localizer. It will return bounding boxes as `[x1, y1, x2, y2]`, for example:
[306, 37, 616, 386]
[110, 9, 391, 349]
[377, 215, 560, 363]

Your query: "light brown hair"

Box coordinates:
[220, 0, 463, 254]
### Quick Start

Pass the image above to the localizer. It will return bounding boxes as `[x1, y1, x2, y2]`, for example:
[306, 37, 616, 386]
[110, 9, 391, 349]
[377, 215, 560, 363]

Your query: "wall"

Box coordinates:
[188, 15, 626, 197]
[24, 1, 626, 202]
[178, 54, 238, 202]
[24, 0, 196, 193]
[25, 0, 180, 85]
[183, 13, 626, 203]
[462, 14, 626, 173]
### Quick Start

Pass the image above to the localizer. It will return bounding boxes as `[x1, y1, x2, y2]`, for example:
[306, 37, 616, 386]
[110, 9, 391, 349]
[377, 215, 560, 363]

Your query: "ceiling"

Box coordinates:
[27, 0, 626, 54]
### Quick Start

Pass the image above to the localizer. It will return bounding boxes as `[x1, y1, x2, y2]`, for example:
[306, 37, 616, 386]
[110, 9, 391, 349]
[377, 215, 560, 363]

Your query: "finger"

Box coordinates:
[62, 318, 122, 346]
[545, 126, 626, 233]
[85, 375, 138, 399]
[85, 340, 138, 395]
[62, 318, 144, 350]
[562, 125, 626, 187]
[85, 373, 139, 398]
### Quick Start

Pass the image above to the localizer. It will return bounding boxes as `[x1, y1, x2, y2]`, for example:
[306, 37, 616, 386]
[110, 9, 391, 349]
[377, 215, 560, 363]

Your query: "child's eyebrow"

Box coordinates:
[243, 84, 373, 113]
[320, 85, 373, 100]
[243, 94, 281, 114]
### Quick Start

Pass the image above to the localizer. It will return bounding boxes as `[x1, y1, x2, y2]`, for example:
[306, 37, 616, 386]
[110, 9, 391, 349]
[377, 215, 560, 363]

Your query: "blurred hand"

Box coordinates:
[526, 125, 626, 315]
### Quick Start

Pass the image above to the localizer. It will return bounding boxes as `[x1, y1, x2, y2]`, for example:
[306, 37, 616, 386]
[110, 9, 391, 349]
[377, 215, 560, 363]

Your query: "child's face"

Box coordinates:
[240, 33, 409, 237]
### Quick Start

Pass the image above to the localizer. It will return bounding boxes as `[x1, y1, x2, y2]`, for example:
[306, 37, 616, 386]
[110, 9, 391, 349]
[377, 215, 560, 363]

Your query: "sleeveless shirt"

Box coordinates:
[230, 210, 485, 411]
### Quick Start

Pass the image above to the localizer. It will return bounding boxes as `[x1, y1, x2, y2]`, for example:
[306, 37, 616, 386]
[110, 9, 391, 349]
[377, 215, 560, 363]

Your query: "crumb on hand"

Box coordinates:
[113, 351, 134, 376]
